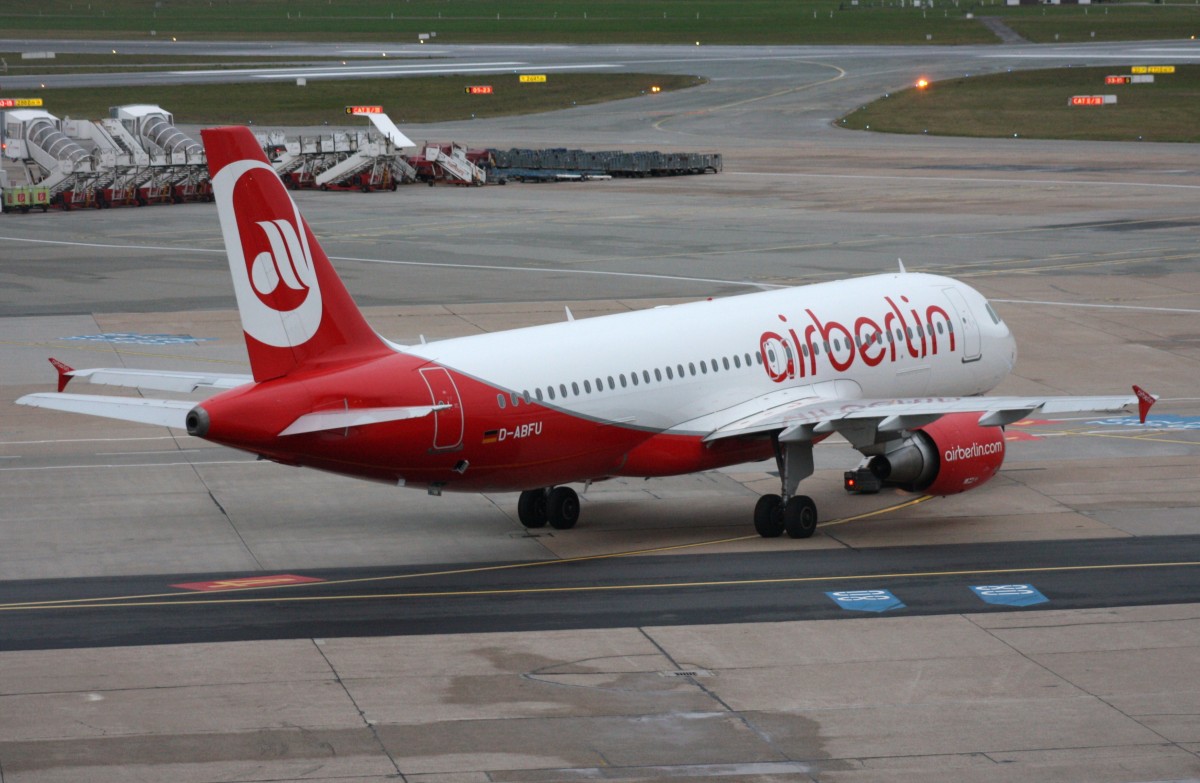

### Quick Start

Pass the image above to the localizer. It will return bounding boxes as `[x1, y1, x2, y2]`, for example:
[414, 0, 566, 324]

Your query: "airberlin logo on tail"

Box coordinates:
[249, 218, 312, 309]
[213, 160, 324, 348]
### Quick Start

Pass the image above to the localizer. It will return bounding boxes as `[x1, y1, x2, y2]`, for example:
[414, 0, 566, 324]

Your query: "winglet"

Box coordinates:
[49, 358, 74, 392]
[1132, 385, 1157, 424]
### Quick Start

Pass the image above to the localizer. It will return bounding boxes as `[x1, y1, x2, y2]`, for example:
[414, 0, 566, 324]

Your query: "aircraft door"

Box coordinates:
[942, 288, 982, 362]
[420, 367, 464, 451]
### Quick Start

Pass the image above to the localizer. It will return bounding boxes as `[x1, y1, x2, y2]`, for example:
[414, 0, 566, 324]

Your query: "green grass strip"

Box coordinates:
[26, 72, 703, 126]
[839, 64, 1200, 143]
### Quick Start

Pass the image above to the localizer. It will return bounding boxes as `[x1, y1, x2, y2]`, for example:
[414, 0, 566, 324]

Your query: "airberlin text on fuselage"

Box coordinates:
[759, 295, 956, 383]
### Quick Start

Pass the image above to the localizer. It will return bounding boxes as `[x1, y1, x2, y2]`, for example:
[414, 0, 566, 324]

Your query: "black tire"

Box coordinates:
[753, 494, 784, 538]
[517, 490, 548, 529]
[547, 486, 581, 530]
[784, 496, 818, 539]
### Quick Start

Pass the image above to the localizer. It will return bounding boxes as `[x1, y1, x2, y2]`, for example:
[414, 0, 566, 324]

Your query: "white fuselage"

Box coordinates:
[406, 272, 1016, 434]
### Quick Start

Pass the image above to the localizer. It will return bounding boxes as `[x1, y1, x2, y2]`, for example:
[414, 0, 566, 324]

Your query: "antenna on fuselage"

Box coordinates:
[897, 258, 907, 273]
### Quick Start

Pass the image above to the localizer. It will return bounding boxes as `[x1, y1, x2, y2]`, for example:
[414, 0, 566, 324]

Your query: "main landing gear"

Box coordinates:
[517, 486, 580, 530]
[754, 434, 819, 539]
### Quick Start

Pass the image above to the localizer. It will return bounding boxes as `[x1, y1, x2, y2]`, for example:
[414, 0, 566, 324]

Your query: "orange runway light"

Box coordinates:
[915, 78, 930, 90]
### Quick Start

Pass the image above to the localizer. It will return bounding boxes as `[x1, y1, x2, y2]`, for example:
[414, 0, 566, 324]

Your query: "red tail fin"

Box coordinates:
[202, 127, 390, 382]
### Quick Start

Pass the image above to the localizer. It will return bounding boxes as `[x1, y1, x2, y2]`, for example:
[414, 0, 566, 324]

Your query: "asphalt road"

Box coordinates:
[3, 535, 1197, 651]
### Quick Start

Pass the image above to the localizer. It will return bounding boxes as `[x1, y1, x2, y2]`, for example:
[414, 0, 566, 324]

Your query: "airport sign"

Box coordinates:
[0, 98, 45, 108]
[1131, 65, 1174, 74]
[465, 85, 494, 94]
[519, 74, 547, 83]
[1069, 95, 1117, 107]
[345, 105, 383, 115]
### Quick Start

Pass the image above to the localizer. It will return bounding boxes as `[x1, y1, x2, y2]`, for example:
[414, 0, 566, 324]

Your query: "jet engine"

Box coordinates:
[849, 412, 1006, 496]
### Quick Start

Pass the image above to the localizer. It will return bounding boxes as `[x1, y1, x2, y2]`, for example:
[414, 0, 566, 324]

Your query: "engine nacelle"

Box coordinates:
[864, 412, 1005, 496]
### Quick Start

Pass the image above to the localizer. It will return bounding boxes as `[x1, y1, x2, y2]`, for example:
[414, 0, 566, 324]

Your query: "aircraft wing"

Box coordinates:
[15, 392, 194, 429]
[702, 387, 1152, 444]
[48, 359, 252, 394]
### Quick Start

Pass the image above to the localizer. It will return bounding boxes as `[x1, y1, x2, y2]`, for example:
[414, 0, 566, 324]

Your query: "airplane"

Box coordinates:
[16, 126, 1157, 539]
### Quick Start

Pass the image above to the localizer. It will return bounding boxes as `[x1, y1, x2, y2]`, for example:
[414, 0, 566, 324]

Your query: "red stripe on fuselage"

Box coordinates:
[194, 354, 771, 492]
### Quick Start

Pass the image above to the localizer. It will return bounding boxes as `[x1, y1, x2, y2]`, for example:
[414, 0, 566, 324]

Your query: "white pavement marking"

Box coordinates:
[250, 63, 618, 79]
[333, 254, 777, 289]
[178, 60, 526, 75]
[0, 236, 776, 289]
[727, 171, 1200, 191]
[0, 436, 179, 445]
[0, 460, 258, 472]
[994, 299, 1200, 314]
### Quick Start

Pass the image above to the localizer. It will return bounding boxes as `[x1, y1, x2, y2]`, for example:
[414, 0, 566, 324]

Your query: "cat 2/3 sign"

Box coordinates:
[345, 105, 383, 115]
[1069, 95, 1117, 107]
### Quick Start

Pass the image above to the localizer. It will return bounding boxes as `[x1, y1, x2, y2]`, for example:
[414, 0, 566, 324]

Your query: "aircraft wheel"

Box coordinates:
[547, 486, 581, 530]
[784, 496, 818, 539]
[753, 494, 784, 538]
[517, 489, 548, 529]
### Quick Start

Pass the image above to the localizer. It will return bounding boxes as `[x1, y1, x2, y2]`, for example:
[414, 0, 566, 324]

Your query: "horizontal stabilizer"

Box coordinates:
[279, 404, 448, 436]
[64, 367, 253, 393]
[16, 393, 194, 429]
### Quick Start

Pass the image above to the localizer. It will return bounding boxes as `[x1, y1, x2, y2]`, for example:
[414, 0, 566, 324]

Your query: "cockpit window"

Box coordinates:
[984, 302, 1003, 325]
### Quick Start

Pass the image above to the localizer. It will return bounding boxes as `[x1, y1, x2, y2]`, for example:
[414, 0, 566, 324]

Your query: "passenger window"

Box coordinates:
[631, 372, 639, 386]
[723, 357, 730, 370]
[937, 322, 944, 334]
[654, 368, 662, 382]
[547, 386, 556, 400]
[733, 355, 741, 369]
[677, 364, 685, 378]
[745, 353, 753, 366]
[535, 388, 544, 401]
[584, 380, 592, 393]
[497, 394, 506, 409]
[689, 362, 697, 376]
[608, 376, 616, 390]
[571, 381, 580, 395]
[643, 370, 651, 384]
[666, 366, 674, 380]
[620, 374, 627, 388]
[523, 390, 532, 404]
[906, 327, 913, 339]
[813, 343, 820, 356]
[700, 362, 708, 374]
[510, 392, 520, 406]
